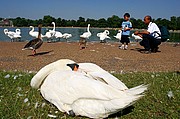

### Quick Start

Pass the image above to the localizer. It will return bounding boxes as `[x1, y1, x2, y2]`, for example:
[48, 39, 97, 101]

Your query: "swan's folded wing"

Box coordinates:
[78, 63, 128, 90]
[41, 71, 125, 105]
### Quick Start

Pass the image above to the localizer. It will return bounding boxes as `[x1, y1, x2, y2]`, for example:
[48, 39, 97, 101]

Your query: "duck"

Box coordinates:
[97, 30, 111, 43]
[29, 26, 45, 38]
[4, 28, 21, 42]
[114, 30, 122, 41]
[22, 24, 43, 55]
[31, 59, 148, 118]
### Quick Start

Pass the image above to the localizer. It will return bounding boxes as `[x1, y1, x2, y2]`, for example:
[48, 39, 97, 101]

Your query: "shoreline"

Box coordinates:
[1, 26, 180, 33]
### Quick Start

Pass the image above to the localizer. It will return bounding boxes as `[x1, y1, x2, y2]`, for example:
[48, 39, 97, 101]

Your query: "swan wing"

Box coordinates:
[78, 63, 128, 90]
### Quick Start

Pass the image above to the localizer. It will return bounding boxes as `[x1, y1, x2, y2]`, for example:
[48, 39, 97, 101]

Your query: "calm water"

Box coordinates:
[0, 27, 179, 42]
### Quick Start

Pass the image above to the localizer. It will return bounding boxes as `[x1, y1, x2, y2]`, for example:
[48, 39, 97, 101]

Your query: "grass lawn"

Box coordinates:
[0, 70, 179, 119]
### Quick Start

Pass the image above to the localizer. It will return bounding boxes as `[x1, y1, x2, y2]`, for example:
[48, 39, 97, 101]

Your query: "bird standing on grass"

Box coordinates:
[22, 25, 43, 55]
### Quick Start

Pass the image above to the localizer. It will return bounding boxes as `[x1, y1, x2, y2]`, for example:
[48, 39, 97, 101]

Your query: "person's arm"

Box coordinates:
[124, 27, 132, 31]
[134, 30, 150, 35]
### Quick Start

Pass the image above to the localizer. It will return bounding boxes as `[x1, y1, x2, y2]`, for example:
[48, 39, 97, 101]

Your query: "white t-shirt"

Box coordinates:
[147, 22, 161, 39]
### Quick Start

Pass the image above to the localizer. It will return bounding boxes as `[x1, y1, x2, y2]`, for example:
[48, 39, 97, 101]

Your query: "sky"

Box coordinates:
[0, 0, 179, 20]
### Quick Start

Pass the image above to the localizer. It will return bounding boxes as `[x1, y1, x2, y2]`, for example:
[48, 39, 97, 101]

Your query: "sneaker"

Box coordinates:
[119, 45, 124, 49]
[141, 50, 151, 54]
[124, 45, 128, 50]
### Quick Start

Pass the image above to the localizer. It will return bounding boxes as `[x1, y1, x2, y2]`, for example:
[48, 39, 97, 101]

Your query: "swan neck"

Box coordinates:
[87, 25, 90, 32]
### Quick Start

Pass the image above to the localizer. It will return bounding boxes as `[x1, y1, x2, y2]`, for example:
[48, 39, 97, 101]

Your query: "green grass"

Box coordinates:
[0, 70, 179, 119]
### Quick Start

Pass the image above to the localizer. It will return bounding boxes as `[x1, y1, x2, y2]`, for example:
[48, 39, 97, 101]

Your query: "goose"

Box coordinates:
[97, 30, 111, 43]
[29, 26, 45, 38]
[4, 28, 21, 42]
[22, 25, 43, 55]
[31, 59, 148, 118]
[62, 33, 72, 42]
[114, 30, 122, 41]
[132, 33, 143, 40]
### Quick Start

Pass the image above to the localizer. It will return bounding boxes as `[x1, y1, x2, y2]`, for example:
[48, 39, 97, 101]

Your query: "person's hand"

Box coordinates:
[134, 31, 139, 35]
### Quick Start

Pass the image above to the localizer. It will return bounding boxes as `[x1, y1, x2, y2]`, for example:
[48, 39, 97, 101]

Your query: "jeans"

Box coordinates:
[140, 34, 161, 51]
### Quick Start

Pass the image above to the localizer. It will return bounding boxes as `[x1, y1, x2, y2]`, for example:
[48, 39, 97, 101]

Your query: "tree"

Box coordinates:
[76, 17, 86, 27]
[43, 15, 56, 26]
[170, 16, 177, 30]
[97, 18, 108, 28]
[107, 15, 122, 28]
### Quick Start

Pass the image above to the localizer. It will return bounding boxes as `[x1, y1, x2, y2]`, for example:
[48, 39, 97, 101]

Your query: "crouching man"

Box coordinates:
[134, 15, 161, 53]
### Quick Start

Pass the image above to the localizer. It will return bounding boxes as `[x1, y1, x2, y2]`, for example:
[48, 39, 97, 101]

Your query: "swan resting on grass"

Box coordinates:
[31, 59, 148, 118]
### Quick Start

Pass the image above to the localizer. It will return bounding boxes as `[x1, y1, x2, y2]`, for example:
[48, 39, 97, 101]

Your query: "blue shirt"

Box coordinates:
[121, 21, 132, 36]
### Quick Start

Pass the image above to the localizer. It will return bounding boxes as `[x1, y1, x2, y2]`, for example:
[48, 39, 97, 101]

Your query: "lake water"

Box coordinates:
[0, 27, 179, 42]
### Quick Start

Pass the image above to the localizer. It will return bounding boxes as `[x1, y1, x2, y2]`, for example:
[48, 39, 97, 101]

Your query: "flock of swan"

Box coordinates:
[3, 22, 142, 42]
[31, 59, 148, 118]
[4, 22, 142, 55]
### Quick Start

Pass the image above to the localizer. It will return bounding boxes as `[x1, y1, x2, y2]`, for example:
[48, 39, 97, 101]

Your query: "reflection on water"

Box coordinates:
[0, 27, 179, 42]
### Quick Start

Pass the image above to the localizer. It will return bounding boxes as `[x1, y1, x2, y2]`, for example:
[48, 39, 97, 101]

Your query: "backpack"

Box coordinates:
[158, 25, 170, 42]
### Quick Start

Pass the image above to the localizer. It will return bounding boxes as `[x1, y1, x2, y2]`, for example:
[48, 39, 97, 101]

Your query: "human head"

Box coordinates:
[144, 15, 152, 25]
[124, 13, 130, 21]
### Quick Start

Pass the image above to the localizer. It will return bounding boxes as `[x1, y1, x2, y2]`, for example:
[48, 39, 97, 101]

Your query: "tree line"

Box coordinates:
[1, 15, 180, 30]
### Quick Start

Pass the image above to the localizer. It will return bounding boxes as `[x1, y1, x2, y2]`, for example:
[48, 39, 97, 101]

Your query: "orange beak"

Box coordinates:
[74, 65, 78, 71]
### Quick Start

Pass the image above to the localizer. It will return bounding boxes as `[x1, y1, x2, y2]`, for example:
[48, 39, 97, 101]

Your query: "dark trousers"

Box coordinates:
[140, 34, 161, 51]
[120, 35, 130, 45]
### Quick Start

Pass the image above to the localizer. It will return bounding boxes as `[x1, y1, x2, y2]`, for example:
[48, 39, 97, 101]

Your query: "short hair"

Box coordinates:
[146, 15, 152, 22]
[124, 13, 130, 17]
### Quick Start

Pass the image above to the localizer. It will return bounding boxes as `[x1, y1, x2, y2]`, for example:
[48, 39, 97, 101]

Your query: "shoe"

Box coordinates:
[119, 45, 124, 49]
[141, 50, 151, 54]
[124, 45, 128, 50]
[151, 47, 159, 53]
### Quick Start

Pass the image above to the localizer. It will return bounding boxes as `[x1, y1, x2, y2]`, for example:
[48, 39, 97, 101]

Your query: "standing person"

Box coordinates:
[134, 15, 161, 53]
[119, 13, 132, 50]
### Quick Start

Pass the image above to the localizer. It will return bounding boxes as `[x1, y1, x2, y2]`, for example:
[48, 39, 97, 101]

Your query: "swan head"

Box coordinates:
[104, 30, 110, 35]
[52, 22, 55, 25]
[88, 24, 90, 27]
[118, 30, 122, 33]
[4, 29, 8, 34]
[29, 26, 34, 28]
[15, 29, 21, 33]
[67, 63, 79, 71]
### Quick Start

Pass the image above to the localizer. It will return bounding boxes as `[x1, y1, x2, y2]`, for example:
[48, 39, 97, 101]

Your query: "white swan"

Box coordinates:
[114, 30, 122, 41]
[80, 24, 91, 39]
[62, 33, 72, 41]
[97, 30, 111, 43]
[31, 59, 148, 118]
[4, 28, 21, 42]
[29, 26, 44, 38]
[132, 33, 143, 40]
[44, 22, 56, 42]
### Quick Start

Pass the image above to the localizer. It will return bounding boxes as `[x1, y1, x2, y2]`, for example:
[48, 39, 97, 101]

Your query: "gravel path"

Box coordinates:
[0, 41, 179, 73]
